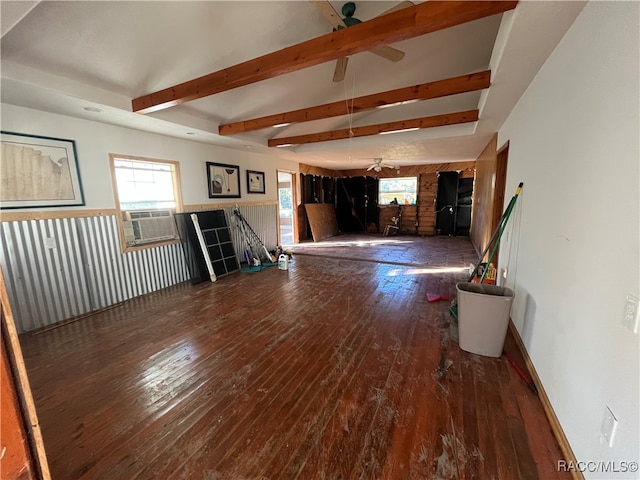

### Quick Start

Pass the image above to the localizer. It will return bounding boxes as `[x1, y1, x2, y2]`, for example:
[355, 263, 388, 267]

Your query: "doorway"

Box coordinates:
[277, 170, 296, 245]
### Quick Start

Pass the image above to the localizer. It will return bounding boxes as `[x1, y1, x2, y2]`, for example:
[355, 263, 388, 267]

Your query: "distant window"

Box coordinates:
[379, 177, 418, 205]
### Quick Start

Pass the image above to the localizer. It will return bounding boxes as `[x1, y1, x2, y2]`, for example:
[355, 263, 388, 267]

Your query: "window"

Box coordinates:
[109, 154, 183, 250]
[379, 177, 418, 205]
[111, 156, 180, 210]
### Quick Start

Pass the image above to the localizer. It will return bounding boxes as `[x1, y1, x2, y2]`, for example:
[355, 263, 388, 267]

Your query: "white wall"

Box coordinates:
[498, 2, 639, 477]
[0, 103, 298, 210]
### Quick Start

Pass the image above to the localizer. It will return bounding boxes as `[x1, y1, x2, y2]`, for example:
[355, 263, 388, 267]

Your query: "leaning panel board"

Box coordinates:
[174, 210, 240, 284]
[304, 203, 338, 242]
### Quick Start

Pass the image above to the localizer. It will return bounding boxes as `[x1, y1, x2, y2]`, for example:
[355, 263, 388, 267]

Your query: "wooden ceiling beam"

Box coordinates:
[219, 70, 490, 135]
[132, 1, 517, 114]
[267, 109, 479, 147]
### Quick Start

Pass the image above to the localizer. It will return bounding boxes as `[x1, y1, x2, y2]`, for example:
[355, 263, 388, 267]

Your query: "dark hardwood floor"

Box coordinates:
[19, 234, 569, 479]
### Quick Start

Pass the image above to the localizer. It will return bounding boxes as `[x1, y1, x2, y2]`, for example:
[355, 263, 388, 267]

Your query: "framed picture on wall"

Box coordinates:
[206, 162, 240, 198]
[0, 131, 85, 209]
[246, 170, 265, 194]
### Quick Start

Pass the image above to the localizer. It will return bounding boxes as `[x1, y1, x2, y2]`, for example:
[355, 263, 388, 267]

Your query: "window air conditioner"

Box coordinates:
[123, 209, 178, 246]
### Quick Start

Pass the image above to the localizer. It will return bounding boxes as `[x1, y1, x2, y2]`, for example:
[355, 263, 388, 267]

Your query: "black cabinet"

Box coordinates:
[436, 172, 474, 237]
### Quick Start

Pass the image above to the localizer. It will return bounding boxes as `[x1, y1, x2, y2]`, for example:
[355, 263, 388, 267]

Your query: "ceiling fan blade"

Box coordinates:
[333, 56, 348, 82]
[312, 1, 348, 82]
[310, 1, 345, 30]
[379, 1, 415, 16]
[369, 44, 405, 62]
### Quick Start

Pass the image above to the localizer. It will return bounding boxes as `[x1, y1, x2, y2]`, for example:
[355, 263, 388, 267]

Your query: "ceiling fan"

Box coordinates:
[366, 158, 395, 172]
[312, 1, 413, 82]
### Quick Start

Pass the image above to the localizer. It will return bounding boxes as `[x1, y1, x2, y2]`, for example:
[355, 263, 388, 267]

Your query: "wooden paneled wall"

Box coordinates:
[299, 164, 338, 178]
[469, 135, 498, 254]
[337, 162, 475, 179]
[417, 172, 438, 235]
[379, 205, 416, 234]
[298, 162, 475, 237]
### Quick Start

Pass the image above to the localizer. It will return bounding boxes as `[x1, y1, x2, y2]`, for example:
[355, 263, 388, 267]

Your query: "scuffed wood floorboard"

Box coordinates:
[19, 235, 571, 480]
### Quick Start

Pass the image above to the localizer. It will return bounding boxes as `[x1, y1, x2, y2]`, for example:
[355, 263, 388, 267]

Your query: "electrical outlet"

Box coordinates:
[600, 406, 618, 447]
[45, 237, 56, 249]
[623, 294, 639, 334]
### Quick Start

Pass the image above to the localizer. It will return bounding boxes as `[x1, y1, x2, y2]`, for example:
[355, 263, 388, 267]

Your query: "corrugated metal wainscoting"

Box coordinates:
[221, 204, 279, 260]
[0, 215, 190, 333]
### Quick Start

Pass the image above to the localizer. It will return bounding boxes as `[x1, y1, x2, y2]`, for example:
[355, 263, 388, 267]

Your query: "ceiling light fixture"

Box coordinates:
[379, 127, 421, 135]
[273, 123, 291, 128]
[275, 143, 293, 148]
[83, 106, 102, 113]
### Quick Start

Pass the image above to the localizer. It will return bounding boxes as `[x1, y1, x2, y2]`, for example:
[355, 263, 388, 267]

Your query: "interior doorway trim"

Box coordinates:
[492, 141, 510, 267]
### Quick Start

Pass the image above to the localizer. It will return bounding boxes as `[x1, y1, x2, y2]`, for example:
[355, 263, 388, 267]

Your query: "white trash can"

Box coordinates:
[456, 282, 515, 358]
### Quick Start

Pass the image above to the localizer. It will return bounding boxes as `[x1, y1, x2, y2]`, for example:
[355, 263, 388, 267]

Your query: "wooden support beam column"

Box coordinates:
[219, 70, 491, 135]
[132, 2, 517, 113]
[268, 109, 479, 147]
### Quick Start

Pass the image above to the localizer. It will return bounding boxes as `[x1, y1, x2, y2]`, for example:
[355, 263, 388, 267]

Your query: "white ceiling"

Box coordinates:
[0, 1, 586, 170]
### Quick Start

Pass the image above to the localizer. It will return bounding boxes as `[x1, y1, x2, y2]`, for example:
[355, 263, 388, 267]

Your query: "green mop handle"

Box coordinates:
[469, 182, 523, 281]
[479, 182, 523, 283]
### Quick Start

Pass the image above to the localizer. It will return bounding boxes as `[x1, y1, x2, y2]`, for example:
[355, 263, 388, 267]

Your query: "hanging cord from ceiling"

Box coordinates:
[342, 65, 356, 166]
